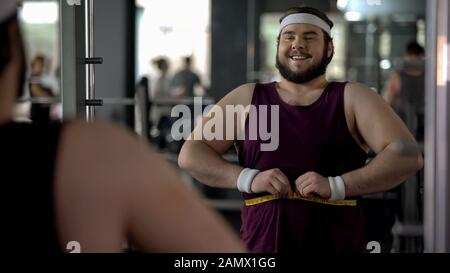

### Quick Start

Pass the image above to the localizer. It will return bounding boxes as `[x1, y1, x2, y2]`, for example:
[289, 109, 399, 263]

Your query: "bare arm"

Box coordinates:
[383, 73, 400, 106]
[342, 83, 423, 197]
[55, 121, 245, 252]
[178, 83, 255, 189]
[179, 140, 243, 188]
[30, 83, 52, 97]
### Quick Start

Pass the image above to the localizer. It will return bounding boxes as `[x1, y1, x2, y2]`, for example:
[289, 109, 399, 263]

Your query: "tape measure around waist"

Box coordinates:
[244, 192, 357, 207]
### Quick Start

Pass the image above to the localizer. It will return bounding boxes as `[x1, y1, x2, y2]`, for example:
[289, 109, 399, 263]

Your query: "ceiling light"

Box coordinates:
[345, 11, 362, 21]
[20, 2, 58, 24]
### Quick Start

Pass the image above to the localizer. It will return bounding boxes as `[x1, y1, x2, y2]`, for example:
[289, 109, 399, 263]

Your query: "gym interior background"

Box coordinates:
[14, 0, 449, 253]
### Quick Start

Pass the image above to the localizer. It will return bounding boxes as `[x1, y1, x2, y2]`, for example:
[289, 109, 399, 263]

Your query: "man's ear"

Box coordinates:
[327, 41, 334, 59]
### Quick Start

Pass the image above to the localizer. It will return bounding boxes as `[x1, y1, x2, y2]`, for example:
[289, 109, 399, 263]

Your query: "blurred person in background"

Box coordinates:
[170, 56, 203, 97]
[29, 54, 54, 123]
[384, 41, 425, 142]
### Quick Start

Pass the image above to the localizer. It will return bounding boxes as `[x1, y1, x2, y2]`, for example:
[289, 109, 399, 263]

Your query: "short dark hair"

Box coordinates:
[406, 41, 425, 56]
[32, 55, 46, 65]
[153, 57, 169, 71]
[277, 6, 334, 64]
[183, 56, 192, 66]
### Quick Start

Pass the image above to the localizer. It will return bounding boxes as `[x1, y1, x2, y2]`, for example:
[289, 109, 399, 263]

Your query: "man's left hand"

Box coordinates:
[295, 171, 331, 199]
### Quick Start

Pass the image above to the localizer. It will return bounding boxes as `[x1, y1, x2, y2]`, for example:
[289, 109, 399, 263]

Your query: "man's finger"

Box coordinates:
[266, 184, 278, 196]
[296, 174, 311, 188]
[302, 183, 316, 197]
[273, 174, 292, 195]
[270, 179, 284, 194]
[298, 180, 312, 197]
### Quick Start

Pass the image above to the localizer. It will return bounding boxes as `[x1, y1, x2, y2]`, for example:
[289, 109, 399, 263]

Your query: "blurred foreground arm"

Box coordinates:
[54, 121, 245, 253]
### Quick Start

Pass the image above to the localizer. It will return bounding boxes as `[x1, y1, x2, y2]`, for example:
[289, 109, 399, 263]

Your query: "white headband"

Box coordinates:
[0, 0, 19, 24]
[279, 13, 331, 36]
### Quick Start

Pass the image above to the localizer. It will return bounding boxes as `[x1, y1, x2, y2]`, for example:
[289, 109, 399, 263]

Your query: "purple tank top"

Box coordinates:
[237, 82, 368, 254]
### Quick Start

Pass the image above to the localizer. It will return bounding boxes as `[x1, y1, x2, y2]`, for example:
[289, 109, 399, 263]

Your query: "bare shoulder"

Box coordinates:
[344, 81, 394, 119]
[55, 120, 178, 185]
[391, 73, 401, 81]
[58, 120, 159, 166]
[344, 82, 386, 109]
[217, 83, 256, 107]
[345, 82, 380, 98]
[61, 120, 136, 149]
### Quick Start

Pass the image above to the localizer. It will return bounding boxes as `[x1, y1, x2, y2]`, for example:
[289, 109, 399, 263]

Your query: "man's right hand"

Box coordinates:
[250, 168, 293, 197]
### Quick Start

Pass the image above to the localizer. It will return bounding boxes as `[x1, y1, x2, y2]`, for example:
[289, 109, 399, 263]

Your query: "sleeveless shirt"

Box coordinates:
[0, 121, 63, 253]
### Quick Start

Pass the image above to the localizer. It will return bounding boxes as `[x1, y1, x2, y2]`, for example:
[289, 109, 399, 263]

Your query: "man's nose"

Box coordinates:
[291, 39, 306, 50]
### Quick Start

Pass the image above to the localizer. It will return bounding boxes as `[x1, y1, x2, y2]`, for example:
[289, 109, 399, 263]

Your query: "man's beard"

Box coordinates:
[275, 46, 329, 84]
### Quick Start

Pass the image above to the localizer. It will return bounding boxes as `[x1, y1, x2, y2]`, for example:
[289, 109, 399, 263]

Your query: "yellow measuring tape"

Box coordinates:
[244, 191, 357, 207]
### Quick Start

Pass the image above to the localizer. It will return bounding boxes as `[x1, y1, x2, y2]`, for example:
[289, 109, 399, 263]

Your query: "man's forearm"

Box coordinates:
[178, 141, 243, 189]
[342, 142, 423, 197]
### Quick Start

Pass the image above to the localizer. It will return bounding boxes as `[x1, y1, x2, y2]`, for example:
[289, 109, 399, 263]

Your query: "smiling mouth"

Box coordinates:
[289, 55, 311, 61]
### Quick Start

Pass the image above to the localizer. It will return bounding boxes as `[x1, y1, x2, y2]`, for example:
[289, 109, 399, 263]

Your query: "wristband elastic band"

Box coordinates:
[237, 168, 260, 193]
[328, 176, 346, 200]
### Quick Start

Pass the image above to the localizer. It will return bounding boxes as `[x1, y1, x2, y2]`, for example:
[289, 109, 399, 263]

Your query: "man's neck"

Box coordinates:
[278, 75, 329, 93]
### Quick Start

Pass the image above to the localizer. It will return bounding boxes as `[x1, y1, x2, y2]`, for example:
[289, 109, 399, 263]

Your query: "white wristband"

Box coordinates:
[237, 168, 260, 193]
[328, 176, 346, 200]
